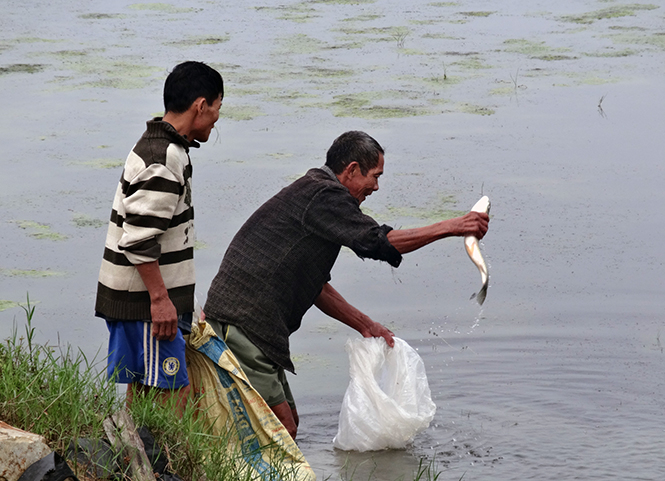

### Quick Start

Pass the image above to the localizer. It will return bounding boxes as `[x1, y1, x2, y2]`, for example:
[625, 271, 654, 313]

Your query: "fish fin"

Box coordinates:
[476, 283, 488, 305]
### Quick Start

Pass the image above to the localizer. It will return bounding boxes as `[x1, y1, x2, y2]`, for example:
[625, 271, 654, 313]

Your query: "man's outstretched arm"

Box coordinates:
[314, 282, 395, 347]
[387, 211, 489, 254]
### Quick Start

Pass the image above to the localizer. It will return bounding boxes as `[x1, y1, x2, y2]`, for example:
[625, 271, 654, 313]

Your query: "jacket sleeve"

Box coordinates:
[302, 185, 402, 268]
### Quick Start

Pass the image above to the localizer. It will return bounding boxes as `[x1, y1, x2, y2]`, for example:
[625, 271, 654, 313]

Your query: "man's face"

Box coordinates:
[345, 153, 384, 205]
[190, 94, 222, 142]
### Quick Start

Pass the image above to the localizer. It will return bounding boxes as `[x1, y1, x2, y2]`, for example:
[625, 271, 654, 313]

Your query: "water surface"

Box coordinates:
[1, 1, 664, 479]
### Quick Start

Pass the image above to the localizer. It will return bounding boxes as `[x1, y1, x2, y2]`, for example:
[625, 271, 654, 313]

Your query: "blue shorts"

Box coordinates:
[106, 318, 190, 389]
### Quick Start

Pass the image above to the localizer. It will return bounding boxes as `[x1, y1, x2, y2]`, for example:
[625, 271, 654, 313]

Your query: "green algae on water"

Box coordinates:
[535, 54, 577, 61]
[503, 38, 573, 60]
[0, 300, 20, 312]
[0, 64, 46, 75]
[312, 322, 340, 334]
[220, 105, 265, 121]
[421, 74, 463, 88]
[256, 4, 320, 23]
[0, 269, 64, 278]
[451, 56, 492, 70]
[267, 152, 294, 159]
[489, 85, 518, 96]
[559, 4, 659, 24]
[73, 158, 124, 169]
[371, 194, 465, 225]
[12, 221, 68, 241]
[46, 49, 162, 90]
[583, 48, 637, 57]
[560, 72, 619, 85]
[458, 103, 495, 115]
[304, 65, 354, 79]
[342, 14, 383, 22]
[330, 92, 429, 119]
[310, 0, 376, 4]
[276, 34, 328, 55]
[168, 36, 230, 47]
[72, 214, 105, 229]
[422, 33, 460, 40]
[334, 104, 423, 119]
[128, 3, 195, 14]
[458, 11, 495, 17]
[284, 172, 307, 183]
[607, 32, 665, 50]
[79, 13, 126, 20]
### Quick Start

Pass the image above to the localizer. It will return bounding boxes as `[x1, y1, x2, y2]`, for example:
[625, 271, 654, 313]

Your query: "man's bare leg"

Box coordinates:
[126, 382, 191, 417]
[271, 400, 298, 440]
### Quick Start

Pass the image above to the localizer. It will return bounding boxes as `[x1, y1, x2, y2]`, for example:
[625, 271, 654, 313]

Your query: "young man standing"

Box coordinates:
[95, 61, 223, 413]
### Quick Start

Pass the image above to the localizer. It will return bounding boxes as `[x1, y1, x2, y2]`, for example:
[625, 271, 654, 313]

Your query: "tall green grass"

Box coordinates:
[0, 295, 119, 453]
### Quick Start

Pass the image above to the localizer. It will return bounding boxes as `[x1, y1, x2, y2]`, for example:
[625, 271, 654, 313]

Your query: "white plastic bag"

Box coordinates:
[333, 337, 437, 451]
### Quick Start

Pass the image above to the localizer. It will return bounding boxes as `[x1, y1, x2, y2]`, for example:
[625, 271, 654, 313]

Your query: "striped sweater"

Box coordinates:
[95, 119, 197, 320]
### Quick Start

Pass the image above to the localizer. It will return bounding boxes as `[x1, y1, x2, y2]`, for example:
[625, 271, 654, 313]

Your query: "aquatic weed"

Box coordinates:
[342, 14, 384, 22]
[72, 214, 105, 229]
[256, 4, 320, 23]
[127, 3, 195, 14]
[46, 50, 162, 90]
[458, 103, 495, 116]
[72, 158, 124, 169]
[78, 13, 126, 20]
[451, 56, 492, 70]
[583, 48, 637, 57]
[277, 33, 328, 54]
[331, 93, 426, 119]
[559, 4, 659, 24]
[221, 104, 265, 121]
[606, 31, 665, 50]
[0, 269, 64, 278]
[310, 0, 377, 4]
[503, 38, 572, 59]
[458, 11, 494, 17]
[391, 27, 411, 48]
[167, 35, 230, 47]
[0, 300, 20, 312]
[0, 64, 46, 75]
[12, 220, 68, 241]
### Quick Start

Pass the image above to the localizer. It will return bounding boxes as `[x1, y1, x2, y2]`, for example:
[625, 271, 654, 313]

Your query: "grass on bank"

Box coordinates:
[0, 298, 449, 481]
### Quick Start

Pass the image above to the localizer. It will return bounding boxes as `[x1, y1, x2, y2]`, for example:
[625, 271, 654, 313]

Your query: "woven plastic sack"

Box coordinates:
[333, 337, 436, 451]
[185, 320, 316, 481]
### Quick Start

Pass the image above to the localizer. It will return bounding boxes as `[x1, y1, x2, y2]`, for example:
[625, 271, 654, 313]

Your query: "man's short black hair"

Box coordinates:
[163, 61, 224, 114]
[325, 131, 384, 176]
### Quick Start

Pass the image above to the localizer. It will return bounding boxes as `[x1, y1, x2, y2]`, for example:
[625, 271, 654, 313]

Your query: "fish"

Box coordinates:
[464, 196, 491, 305]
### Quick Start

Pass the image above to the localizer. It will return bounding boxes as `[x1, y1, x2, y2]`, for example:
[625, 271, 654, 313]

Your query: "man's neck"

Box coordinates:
[163, 111, 195, 141]
[320, 165, 341, 183]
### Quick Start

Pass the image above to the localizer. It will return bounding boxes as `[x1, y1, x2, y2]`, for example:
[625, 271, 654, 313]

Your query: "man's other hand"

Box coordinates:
[151, 297, 178, 341]
[363, 321, 395, 348]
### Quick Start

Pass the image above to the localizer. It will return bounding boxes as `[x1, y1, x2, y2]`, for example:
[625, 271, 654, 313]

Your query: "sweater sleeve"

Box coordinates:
[118, 162, 183, 264]
[303, 186, 402, 268]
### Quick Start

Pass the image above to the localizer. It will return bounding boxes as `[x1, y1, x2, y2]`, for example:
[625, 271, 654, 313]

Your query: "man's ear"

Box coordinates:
[343, 161, 359, 178]
[191, 96, 207, 116]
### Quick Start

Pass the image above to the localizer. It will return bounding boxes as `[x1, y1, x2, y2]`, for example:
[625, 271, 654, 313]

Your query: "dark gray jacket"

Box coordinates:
[204, 167, 402, 372]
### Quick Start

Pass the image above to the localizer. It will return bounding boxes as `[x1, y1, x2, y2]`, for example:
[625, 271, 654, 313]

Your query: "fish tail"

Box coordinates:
[476, 283, 488, 305]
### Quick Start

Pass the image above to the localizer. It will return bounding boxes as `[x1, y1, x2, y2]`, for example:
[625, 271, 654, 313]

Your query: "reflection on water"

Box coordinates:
[2, 0, 664, 479]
